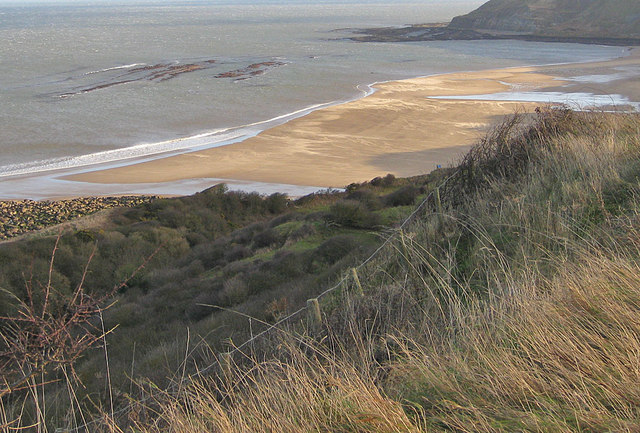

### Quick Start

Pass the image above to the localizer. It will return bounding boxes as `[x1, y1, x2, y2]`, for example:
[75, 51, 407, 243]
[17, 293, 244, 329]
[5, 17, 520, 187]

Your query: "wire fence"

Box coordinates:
[67, 169, 460, 432]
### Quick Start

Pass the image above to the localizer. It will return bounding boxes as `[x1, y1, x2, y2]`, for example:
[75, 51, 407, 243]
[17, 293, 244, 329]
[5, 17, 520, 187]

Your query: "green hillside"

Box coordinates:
[449, 0, 640, 38]
[3, 108, 640, 431]
[0, 168, 442, 428]
[138, 108, 640, 433]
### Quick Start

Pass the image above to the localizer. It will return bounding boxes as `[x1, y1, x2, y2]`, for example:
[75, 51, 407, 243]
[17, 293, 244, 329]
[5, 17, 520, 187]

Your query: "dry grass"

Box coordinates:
[136, 344, 421, 433]
[96, 110, 640, 433]
[123, 244, 640, 432]
[386, 247, 640, 432]
[6, 109, 640, 432]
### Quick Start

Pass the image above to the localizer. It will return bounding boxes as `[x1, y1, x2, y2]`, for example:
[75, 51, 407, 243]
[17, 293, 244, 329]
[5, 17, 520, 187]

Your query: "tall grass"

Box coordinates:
[6, 109, 640, 432]
[125, 109, 640, 433]
[136, 343, 421, 433]
[136, 244, 640, 433]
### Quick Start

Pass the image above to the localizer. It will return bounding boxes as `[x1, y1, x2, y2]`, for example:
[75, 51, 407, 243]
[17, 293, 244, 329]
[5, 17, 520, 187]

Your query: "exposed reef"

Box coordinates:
[214, 61, 287, 81]
[53, 58, 286, 99]
[56, 60, 218, 98]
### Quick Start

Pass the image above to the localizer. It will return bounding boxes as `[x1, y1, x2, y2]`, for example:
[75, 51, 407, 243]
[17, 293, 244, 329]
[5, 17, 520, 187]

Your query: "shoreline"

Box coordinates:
[63, 47, 640, 190]
[2, 46, 639, 200]
[1, 45, 629, 179]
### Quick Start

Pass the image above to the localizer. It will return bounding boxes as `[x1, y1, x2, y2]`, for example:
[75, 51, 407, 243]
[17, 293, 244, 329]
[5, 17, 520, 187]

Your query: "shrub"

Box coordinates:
[185, 232, 208, 246]
[220, 275, 249, 306]
[233, 222, 266, 244]
[244, 270, 280, 294]
[346, 189, 382, 210]
[252, 228, 283, 249]
[327, 200, 382, 229]
[311, 235, 360, 266]
[266, 251, 306, 278]
[383, 185, 419, 207]
[157, 207, 183, 228]
[371, 173, 396, 187]
[193, 241, 227, 268]
[225, 245, 252, 262]
[265, 193, 289, 214]
[269, 212, 299, 228]
[290, 223, 317, 241]
[264, 297, 288, 322]
[184, 291, 220, 321]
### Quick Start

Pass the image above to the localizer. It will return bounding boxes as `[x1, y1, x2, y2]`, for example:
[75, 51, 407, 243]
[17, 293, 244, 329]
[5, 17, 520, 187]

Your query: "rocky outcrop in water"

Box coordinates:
[53, 58, 287, 99]
[215, 61, 286, 81]
[56, 60, 218, 98]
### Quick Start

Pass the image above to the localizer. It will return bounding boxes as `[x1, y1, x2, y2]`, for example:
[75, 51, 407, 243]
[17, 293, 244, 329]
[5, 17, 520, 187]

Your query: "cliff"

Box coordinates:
[448, 0, 640, 39]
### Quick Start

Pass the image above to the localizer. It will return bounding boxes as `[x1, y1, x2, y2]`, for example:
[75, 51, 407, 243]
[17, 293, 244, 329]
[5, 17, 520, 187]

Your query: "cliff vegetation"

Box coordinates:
[2, 108, 640, 432]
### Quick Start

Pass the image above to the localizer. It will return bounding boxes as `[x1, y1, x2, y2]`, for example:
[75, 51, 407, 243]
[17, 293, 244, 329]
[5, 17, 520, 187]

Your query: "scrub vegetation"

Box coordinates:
[2, 108, 640, 432]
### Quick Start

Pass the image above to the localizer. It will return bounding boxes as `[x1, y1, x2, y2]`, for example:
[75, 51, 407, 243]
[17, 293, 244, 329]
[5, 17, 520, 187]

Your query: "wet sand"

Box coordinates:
[65, 48, 640, 190]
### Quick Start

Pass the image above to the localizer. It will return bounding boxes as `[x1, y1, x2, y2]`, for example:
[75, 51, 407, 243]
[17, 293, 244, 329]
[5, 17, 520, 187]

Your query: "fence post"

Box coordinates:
[434, 187, 444, 226]
[434, 187, 443, 214]
[351, 267, 363, 296]
[219, 352, 233, 378]
[306, 298, 322, 336]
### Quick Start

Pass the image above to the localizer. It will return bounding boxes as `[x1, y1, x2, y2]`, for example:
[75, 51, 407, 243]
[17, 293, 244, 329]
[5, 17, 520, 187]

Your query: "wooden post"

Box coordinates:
[434, 187, 444, 226]
[306, 298, 322, 336]
[434, 187, 443, 215]
[219, 352, 233, 378]
[351, 267, 363, 296]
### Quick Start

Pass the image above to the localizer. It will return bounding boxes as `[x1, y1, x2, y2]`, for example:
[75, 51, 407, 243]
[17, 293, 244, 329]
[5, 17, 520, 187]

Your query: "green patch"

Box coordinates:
[602, 180, 636, 215]
[376, 205, 414, 225]
[285, 236, 325, 252]
[272, 220, 305, 235]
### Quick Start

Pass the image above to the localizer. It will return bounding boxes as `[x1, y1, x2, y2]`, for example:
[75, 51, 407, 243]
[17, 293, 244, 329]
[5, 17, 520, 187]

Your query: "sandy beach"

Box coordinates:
[65, 48, 640, 190]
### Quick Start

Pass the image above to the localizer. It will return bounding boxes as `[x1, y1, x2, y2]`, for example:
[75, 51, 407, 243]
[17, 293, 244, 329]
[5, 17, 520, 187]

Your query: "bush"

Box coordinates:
[269, 212, 299, 228]
[327, 200, 382, 229]
[184, 291, 220, 321]
[185, 232, 208, 246]
[193, 241, 227, 268]
[346, 189, 382, 211]
[244, 270, 280, 294]
[383, 185, 419, 207]
[233, 222, 266, 244]
[220, 276, 249, 306]
[266, 251, 306, 278]
[311, 235, 360, 265]
[371, 173, 396, 187]
[290, 223, 317, 241]
[252, 228, 283, 249]
[265, 193, 289, 214]
[225, 245, 252, 262]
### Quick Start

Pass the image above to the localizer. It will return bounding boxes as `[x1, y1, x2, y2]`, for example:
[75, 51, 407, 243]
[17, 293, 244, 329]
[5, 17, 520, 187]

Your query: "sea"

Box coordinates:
[0, 0, 630, 198]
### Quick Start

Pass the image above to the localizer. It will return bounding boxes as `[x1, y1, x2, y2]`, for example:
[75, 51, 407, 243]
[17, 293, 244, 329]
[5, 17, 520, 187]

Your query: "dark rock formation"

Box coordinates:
[214, 61, 286, 81]
[53, 58, 286, 99]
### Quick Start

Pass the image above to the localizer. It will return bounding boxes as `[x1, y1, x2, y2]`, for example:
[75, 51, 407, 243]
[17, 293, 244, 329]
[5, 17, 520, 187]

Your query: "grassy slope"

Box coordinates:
[3, 108, 640, 431]
[0, 170, 444, 426]
[135, 109, 640, 432]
